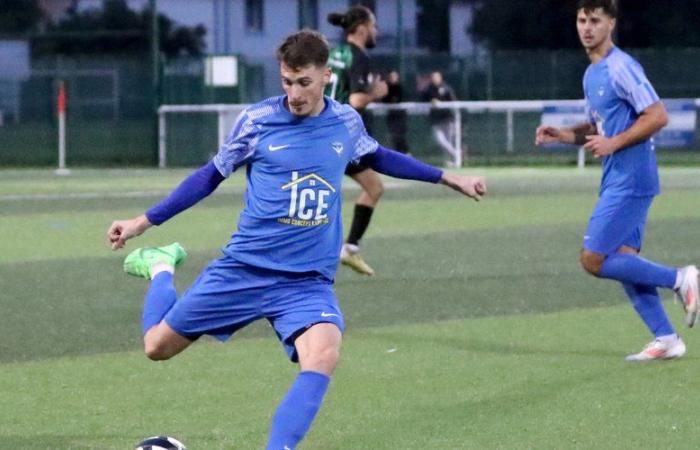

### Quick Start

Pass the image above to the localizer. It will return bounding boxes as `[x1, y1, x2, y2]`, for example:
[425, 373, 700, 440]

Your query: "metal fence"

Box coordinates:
[0, 53, 263, 167]
[1, 48, 699, 167]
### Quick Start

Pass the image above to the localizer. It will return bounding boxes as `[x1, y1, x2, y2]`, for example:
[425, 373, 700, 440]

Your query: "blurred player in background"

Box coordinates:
[326, 5, 388, 276]
[107, 30, 486, 449]
[422, 71, 460, 166]
[383, 70, 410, 155]
[536, 0, 698, 361]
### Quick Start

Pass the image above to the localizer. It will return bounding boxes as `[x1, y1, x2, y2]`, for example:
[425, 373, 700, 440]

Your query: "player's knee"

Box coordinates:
[580, 251, 604, 276]
[366, 180, 384, 202]
[300, 346, 341, 374]
[144, 337, 173, 361]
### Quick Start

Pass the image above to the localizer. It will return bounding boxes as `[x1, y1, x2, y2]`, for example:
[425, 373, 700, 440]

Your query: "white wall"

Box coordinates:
[449, 2, 477, 55]
[73, 0, 422, 98]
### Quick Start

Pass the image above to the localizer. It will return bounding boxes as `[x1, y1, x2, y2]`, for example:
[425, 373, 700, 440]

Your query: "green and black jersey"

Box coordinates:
[325, 43, 372, 107]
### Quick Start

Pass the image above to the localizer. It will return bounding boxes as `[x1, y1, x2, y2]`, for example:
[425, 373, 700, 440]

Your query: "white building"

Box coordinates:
[68, 0, 420, 95]
[72, 0, 417, 53]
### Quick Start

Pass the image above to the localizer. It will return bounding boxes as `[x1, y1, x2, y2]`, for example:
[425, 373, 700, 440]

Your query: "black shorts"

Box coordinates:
[345, 162, 371, 176]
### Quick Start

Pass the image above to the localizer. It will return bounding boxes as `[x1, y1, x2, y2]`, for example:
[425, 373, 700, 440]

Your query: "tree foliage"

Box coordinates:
[466, 0, 700, 50]
[417, 0, 451, 52]
[32, 0, 206, 57]
[0, 0, 43, 34]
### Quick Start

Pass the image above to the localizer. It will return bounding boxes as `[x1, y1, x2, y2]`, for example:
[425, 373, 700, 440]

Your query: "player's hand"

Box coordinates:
[535, 125, 563, 146]
[584, 135, 618, 158]
[371, 76, 388, 100]
[106, 214, 152, 250]
[440, 173, 487, 201]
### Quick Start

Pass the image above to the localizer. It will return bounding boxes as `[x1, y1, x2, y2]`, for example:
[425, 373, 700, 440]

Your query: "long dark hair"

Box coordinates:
[327, 5, 373, 34]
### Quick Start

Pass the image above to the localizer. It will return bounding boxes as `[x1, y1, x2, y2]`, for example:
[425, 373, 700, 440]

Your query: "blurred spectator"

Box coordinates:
[422, 71, 460, 166]
[382, 70, 410, 154]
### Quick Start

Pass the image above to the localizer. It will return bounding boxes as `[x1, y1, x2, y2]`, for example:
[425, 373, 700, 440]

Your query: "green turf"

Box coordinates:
[1, 167, 700, 449]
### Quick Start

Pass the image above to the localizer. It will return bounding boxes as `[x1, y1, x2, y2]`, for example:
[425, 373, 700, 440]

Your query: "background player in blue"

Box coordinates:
[326, 5, 389, 276]
[535, 0, 699, 362]
[106, 30, 486, 449]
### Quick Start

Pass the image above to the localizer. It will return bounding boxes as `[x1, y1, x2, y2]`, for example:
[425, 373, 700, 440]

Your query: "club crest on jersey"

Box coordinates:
[279, 171, 334, 227]
[331, 142, 344, 155]
[598, 86, 605, 96]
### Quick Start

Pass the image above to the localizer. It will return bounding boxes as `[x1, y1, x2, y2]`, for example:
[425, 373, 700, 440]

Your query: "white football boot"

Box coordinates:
[625, 337, 686, 362]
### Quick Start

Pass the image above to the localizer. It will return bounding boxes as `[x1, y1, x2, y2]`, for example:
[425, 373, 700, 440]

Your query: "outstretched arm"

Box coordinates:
[359, 146, 486, 201]
[535, 121, 596, 146]
[106, 161, 225, 250]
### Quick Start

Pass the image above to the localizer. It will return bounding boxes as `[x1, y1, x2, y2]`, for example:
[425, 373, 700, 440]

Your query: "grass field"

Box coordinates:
[2, 167, 700, 449]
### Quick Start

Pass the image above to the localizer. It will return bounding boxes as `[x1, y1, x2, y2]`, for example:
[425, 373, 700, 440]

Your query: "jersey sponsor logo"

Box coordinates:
[320, 312, 340, 318]
[268, 144, 290, 152]
[331, 142, 343, 155]
[279, 171, 334, 227]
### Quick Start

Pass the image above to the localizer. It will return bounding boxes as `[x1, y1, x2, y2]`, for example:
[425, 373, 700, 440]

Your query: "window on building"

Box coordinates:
[298, 0, 318, 29]
[245, 0, 264, 32]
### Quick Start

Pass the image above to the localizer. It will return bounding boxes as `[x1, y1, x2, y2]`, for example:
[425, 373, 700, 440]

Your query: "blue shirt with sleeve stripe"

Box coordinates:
[213, 95, 380, 280]
[583, 46, 660, 197]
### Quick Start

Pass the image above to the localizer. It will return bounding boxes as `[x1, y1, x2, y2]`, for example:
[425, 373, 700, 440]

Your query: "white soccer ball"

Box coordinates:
[135, 435, 187, 450]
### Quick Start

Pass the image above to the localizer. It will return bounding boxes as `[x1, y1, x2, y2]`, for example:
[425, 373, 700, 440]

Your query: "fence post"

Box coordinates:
[158, 108, 166, 168]
[506, 108, 514, 153]
[455, 107, 463, 167]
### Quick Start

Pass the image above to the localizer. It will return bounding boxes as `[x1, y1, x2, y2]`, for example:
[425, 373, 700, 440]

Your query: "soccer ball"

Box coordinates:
[135, 436, 187, 450]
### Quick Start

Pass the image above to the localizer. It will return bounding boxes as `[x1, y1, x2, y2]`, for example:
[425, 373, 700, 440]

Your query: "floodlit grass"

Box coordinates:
[1, 167, 699, 449]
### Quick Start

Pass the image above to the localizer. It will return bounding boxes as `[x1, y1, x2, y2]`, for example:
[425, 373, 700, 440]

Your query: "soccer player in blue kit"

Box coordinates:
[536, 0, 699, 361]
[107, 30, 486, 449]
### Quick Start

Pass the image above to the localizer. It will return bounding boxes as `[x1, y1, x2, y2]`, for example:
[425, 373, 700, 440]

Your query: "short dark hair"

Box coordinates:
[577, 0, 617, 18]
[327, 5, 373, 34]
[276, 29, 329, 69]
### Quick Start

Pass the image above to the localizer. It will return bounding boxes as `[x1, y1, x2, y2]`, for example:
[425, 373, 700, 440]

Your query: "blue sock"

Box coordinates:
[142, 272, 177, 334]
[622, 282, 675, 337]
[599, 253, 677, 289]
[266, 371, 330, 450]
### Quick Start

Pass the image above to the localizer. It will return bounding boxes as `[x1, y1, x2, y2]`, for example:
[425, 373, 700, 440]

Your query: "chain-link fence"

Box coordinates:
[0, 53, 262, 167]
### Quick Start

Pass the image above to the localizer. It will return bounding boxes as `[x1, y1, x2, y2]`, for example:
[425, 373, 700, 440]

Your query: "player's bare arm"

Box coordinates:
[440, 173, 487, 201]
[107, 214, 153, 250]
[348, 78, 388, 110]
[584, 101, 668, 158]
[535, 121, 596, 146]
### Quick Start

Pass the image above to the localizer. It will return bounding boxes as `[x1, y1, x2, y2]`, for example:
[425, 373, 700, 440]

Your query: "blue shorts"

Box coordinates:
[583, 195, 653, 255]
[164, 254, 344, 362]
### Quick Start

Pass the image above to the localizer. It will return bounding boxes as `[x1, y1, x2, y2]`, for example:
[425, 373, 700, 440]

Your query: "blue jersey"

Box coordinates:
[583, 46, 660, 197]
[213, 95, 378, 280]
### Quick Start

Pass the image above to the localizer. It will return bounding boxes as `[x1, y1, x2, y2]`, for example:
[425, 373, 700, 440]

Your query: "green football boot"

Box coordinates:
[123, 242, 188, 279]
